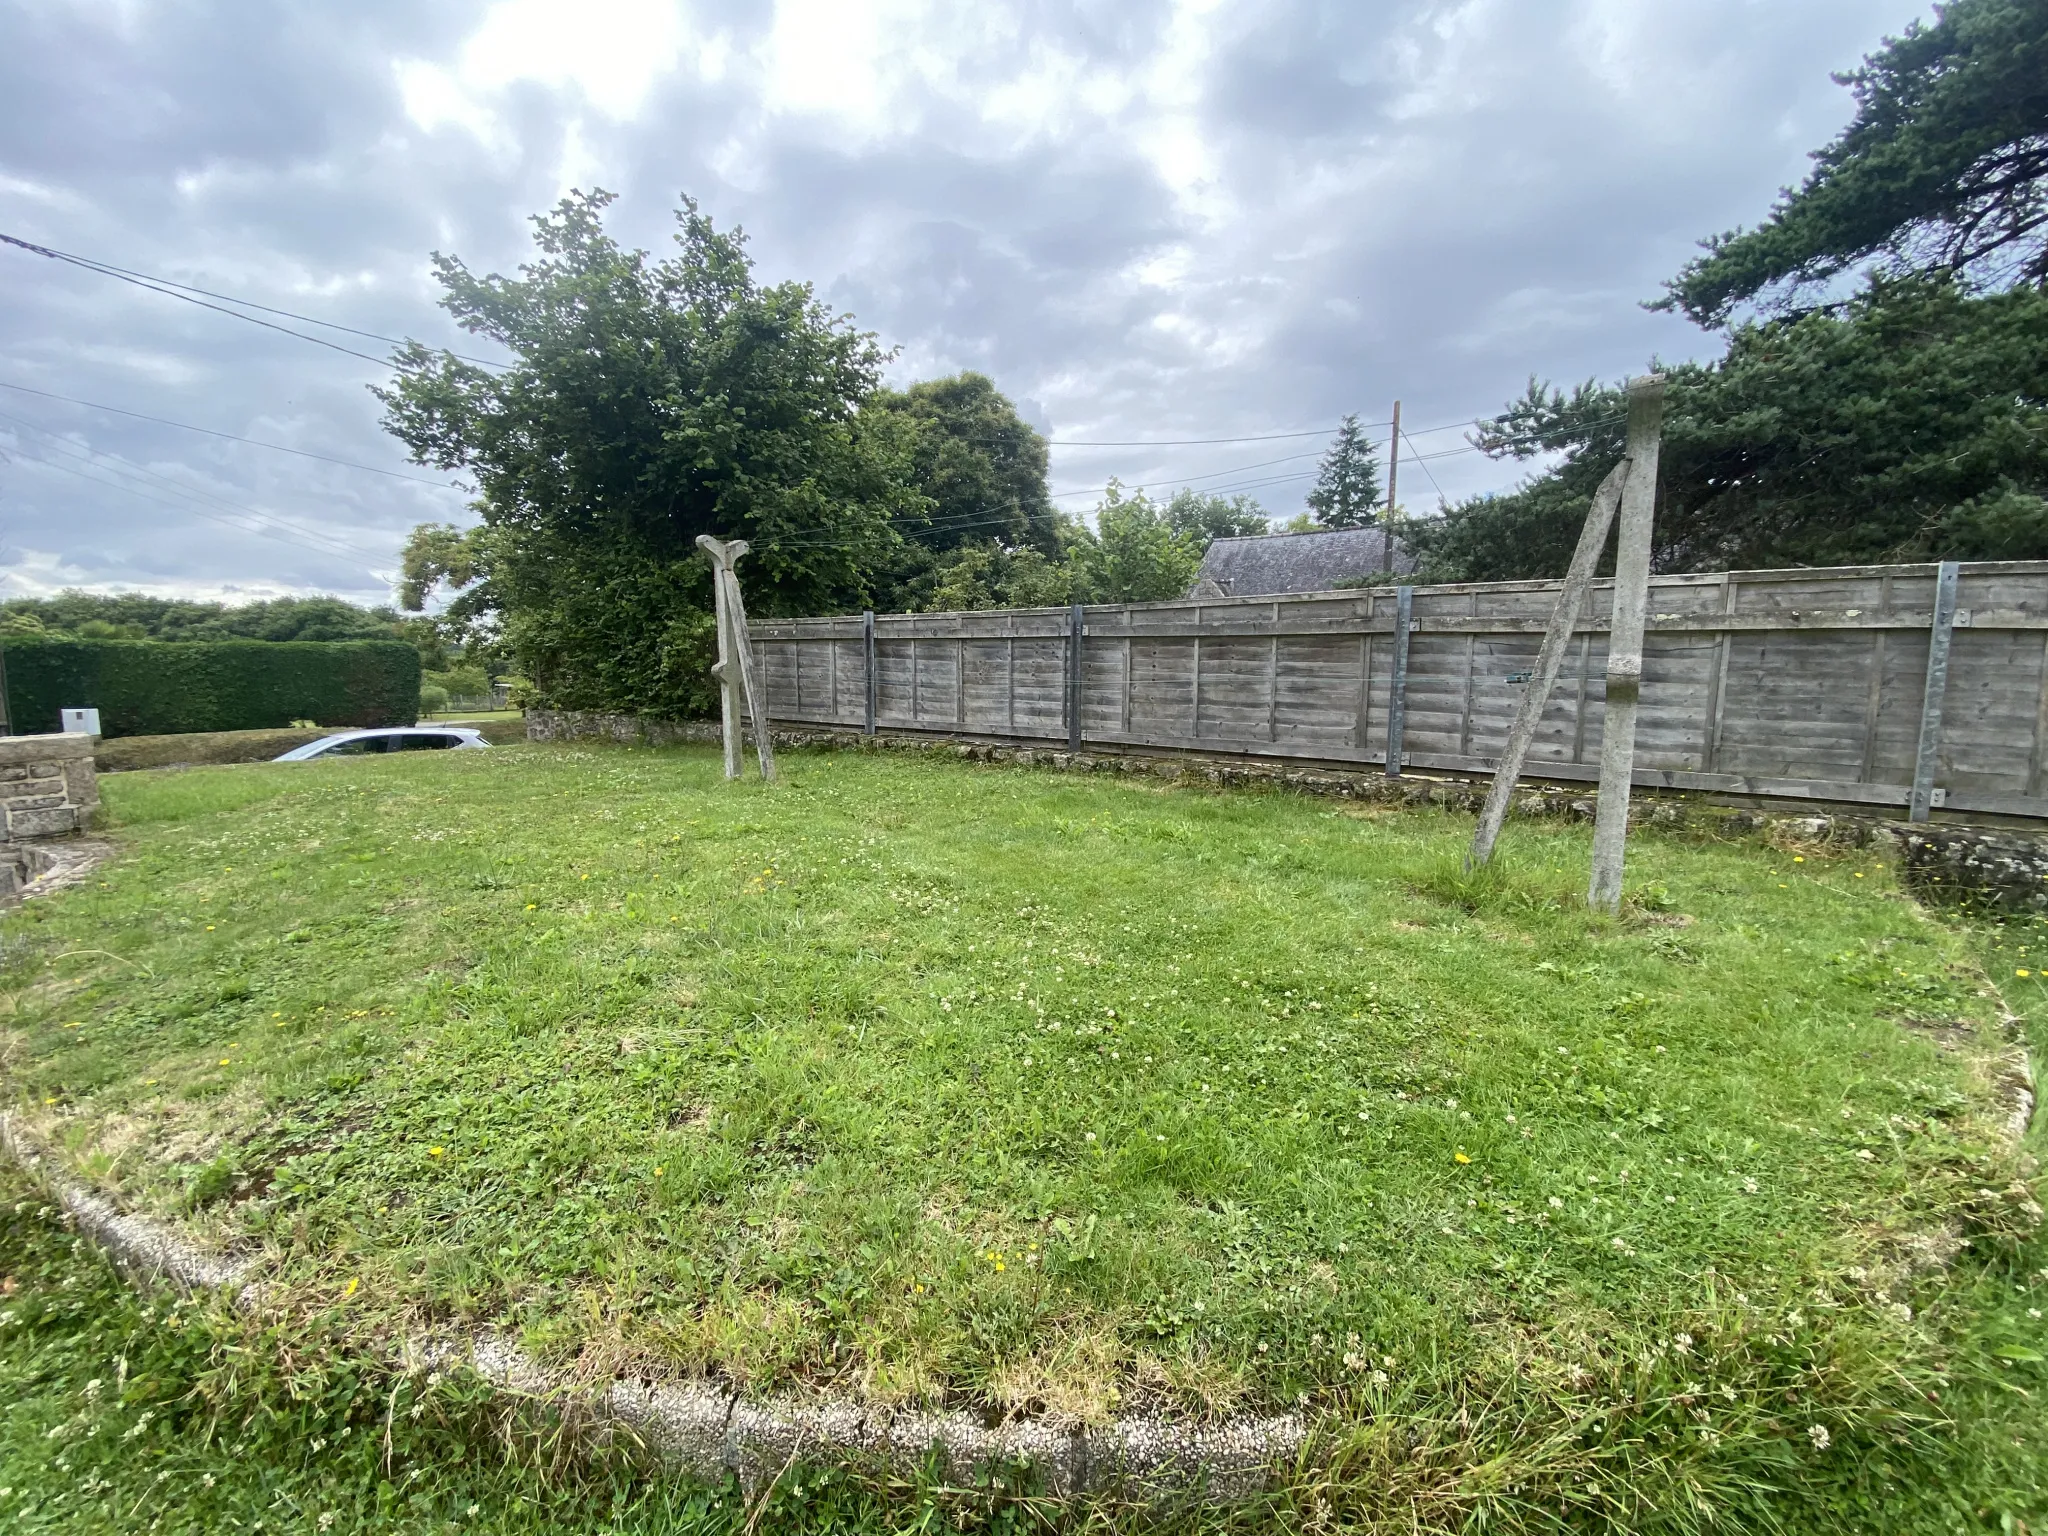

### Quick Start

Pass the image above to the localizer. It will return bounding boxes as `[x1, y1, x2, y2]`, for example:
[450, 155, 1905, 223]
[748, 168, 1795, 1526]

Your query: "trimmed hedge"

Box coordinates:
[0, 639, 420, 738]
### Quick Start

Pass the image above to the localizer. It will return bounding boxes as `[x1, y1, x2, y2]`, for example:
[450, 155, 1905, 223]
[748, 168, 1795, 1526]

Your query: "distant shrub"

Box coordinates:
[1, 638, 420, 738]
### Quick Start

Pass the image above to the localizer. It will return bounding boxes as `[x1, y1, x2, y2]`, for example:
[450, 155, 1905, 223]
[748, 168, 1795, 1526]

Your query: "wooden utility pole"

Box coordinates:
[696, 535, 778, 784]
[1381, 399, 1401, 574]
[1466, 457, 1632, 868]
[1586, 375, 1667, 913]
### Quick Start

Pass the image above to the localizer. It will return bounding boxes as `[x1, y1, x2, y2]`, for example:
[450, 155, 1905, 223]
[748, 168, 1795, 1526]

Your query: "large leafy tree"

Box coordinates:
[1409, 277, 2048, 580]
[378, 190, 921, 717]
[866, 373, 1054, 554]
[1416, 0, 2048, 583]
[1304, 415, 1383, 529]
[1661, 0, 2048, 325]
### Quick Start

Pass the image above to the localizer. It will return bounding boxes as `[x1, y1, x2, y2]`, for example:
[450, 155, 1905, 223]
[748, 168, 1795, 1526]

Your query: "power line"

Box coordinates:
[1402, 431, 1450, 506]
[0, 232, 507, 373]
[1039, 425, 1376, 448]
[1048, 447, 1322, 499]
[0, 380, 464, 489]
[0, 410, 388, 567]
[13, 451, 390, 581]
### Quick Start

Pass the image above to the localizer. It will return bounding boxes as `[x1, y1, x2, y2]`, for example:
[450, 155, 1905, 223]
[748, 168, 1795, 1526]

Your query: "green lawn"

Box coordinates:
[2, 742, 2044, 1530]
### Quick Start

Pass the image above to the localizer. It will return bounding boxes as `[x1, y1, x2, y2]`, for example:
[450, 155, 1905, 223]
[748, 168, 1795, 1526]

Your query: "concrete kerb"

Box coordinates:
[0, 1111, 1306, 1500]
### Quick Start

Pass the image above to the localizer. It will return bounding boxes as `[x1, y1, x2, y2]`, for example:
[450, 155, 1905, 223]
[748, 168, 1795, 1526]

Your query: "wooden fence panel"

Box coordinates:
[749, 560, 2048, 817]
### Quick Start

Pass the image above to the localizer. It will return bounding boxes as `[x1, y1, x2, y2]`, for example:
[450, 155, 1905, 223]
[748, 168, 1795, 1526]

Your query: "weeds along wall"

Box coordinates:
[751, 560, 2048, 822]
[0, 639, 421, 738]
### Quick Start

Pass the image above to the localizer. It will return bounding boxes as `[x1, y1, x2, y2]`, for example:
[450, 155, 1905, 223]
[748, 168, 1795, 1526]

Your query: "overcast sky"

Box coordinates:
[0, 0, 1915, 609]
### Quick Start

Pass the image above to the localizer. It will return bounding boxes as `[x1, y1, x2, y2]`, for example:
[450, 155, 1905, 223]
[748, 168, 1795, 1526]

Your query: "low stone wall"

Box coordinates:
[1892, 827, 2048, 912]
[525, 709, 719, 748]
[0, 733, 98, 838]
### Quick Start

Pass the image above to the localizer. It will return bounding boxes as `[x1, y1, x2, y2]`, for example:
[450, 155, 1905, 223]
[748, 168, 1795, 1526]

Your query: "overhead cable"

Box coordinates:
[0, 380, 464, 488]
[0, 232, 505, 373]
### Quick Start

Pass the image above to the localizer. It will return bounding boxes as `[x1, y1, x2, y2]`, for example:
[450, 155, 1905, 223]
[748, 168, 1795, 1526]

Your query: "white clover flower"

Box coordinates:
[1807, 1424, 1831, 1451]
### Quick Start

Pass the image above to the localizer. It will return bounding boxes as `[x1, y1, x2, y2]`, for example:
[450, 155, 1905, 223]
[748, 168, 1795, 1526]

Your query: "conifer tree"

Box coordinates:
[1305, 414, 1383, 529]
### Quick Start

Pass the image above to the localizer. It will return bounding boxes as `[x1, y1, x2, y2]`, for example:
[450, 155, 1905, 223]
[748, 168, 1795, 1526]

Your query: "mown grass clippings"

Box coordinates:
[0, 741, 2043, 1529]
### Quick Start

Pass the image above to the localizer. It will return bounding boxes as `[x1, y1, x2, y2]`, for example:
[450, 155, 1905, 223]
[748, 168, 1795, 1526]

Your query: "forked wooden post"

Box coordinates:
[696, 535, 778, 784]
[1467, 457, 1632, 868]
[1587, 375, 1667, 913]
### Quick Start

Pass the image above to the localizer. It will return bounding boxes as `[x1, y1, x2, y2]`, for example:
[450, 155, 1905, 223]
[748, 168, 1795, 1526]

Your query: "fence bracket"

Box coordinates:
[1384, 586, 1414, 777]
[1067, 603, 1085, 752]
[862, 610, 877, 736]
[1909, 560, 1960, 822]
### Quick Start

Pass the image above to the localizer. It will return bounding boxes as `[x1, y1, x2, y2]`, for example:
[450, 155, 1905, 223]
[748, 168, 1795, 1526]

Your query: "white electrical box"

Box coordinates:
[59, 708, 101, 736]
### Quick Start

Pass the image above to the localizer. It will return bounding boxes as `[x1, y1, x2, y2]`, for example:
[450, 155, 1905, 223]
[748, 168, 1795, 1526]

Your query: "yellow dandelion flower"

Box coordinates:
[428, 1146, 445, 1157]
[1453, 1151, 1472, 1164]
[2019, 969, 2032, 978]
[343, 1277, 360, 1299]
[653, 1166, 665, 1177]
[219, 1058, 231, 1067]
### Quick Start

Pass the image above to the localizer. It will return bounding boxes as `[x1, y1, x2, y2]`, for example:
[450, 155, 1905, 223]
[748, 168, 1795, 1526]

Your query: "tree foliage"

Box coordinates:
[866, 373, 1054, 556]
[1410, 276, 2048, 581]
[1305, 414, 1383, 529]
[1162, 487, 1269, 546]
[906, 486, 1260, 612]
[377, 190, 922, 718]
[1073, 482, 1205, 603]
[1661, 0, 2048, 325]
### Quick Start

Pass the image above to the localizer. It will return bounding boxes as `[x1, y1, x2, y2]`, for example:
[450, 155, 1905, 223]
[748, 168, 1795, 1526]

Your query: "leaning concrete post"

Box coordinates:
[1468, 456, 1632, 869]
[1587, 375, 1667, 914]
[717, 565, 778, 783]
[696, 535, 776, 783]
[700, 536, 745, 779]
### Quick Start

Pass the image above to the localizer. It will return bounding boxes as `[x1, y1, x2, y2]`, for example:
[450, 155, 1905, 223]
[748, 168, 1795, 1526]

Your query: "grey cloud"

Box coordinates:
[0, 0, 1909, 603]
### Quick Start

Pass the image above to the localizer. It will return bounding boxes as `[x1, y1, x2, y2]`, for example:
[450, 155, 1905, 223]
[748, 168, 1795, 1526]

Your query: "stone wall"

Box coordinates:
[1892, 827, 2048, 912]
[525, 710, 720, 748]
[0, 733, 98, 838]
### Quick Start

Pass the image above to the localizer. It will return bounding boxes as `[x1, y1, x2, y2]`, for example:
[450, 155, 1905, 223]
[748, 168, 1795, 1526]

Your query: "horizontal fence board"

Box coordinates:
[749, 560, 2048, 817]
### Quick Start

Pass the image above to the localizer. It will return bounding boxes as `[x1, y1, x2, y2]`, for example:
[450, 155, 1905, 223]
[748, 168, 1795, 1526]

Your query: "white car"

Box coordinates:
[274, 727, 490, 761]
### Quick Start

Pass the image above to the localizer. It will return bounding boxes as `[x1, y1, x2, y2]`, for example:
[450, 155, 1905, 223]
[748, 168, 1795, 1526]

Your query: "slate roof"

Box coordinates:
[1189, 526, 1415, 597]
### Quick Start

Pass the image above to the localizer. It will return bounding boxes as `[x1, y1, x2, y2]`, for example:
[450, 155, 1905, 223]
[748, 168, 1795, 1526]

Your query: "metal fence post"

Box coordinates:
[1384, 585, 1413, 776]
[1067, 602, 1084, 751]
[863, 610, 877, 736]
[1909, 560, 1960, 822]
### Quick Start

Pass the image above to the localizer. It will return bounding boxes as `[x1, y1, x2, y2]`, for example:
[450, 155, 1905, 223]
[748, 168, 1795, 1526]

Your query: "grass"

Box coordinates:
[2, 741, 2044, 1529]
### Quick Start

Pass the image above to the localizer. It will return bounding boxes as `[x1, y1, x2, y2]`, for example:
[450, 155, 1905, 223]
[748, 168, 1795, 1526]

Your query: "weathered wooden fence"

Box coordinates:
[751, 560, 2048, 821]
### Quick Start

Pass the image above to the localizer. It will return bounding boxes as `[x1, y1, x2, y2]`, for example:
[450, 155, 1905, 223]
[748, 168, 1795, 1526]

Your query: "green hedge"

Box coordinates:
[0, 639, 420, 738]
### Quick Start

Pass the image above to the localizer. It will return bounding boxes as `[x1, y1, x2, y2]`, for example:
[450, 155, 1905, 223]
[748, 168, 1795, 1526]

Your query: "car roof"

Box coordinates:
[317, 726, 482, 738]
